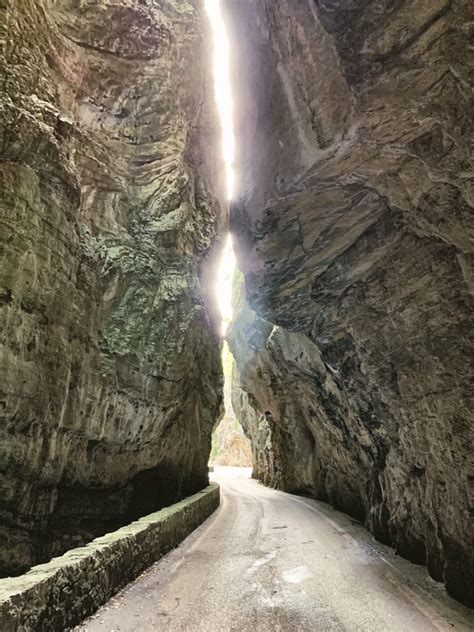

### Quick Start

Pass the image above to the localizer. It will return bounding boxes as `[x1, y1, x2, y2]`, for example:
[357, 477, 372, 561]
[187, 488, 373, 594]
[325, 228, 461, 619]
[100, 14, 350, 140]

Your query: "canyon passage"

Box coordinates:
[0, 0, 473, 629]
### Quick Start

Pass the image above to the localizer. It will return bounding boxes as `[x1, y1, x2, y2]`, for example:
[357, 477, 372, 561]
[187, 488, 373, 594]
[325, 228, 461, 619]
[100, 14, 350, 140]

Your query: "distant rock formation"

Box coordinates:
[210, 343, 252, 468]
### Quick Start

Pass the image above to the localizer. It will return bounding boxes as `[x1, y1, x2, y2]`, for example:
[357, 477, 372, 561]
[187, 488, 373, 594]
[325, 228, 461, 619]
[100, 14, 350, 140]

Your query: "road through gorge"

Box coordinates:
[78, 468, 473, 631]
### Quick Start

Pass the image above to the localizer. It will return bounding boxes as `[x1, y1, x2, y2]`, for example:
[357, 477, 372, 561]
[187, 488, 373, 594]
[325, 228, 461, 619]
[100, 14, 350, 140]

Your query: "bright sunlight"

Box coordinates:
[205, 0, 236, 335]
[205, 0, 235, 200]
[216, 234, 236, 335]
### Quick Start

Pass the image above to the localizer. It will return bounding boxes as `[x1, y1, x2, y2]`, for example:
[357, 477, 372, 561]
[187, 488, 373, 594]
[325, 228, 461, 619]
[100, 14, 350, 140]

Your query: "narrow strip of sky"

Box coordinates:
[205, 0, 235, 200]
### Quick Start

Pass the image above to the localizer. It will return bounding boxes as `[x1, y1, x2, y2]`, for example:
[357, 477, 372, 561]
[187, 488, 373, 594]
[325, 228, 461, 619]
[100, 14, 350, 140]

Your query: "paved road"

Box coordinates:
[79, 467, 473, 632]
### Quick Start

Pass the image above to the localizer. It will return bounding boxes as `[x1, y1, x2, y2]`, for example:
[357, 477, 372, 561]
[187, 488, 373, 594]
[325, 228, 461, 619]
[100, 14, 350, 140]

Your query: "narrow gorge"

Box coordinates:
[0, 0, 472, 624]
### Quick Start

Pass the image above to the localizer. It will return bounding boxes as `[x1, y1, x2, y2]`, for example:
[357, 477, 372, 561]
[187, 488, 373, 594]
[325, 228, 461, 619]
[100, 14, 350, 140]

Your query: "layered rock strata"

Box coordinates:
[0, 0, 224, 574]
[226, 0, 474, 606]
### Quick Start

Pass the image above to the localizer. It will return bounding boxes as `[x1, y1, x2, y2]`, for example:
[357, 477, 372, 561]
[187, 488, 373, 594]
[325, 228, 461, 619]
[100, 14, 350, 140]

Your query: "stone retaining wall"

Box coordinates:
[0, 484, 220, 631]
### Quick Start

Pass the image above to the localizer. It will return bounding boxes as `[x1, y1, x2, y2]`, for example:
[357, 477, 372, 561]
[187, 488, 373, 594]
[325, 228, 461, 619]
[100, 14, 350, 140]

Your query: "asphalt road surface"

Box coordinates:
[78, 466, 473, 632]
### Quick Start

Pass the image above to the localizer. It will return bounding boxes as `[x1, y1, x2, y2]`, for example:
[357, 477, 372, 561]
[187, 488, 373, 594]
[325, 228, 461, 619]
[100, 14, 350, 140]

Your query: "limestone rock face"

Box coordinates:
[0, 0, 224, 574]
[226, 0, 474, 606]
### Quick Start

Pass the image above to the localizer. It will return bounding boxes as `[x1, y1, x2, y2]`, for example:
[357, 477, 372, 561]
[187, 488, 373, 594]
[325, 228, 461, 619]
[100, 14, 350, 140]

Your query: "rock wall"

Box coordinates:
[0, 0, 224, 574]
[226, 0, 474, 606]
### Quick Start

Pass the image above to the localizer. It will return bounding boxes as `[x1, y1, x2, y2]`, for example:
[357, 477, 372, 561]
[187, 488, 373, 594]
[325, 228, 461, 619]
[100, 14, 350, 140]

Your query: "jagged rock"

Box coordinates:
[0, 0, 224, 574]
[226, 0, 474, 606]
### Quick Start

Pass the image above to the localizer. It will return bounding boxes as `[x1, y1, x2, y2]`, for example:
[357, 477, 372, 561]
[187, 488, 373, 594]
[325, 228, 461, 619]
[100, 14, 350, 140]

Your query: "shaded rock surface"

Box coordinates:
[0, 0, 224, 574]
[226, 0, 474, 606]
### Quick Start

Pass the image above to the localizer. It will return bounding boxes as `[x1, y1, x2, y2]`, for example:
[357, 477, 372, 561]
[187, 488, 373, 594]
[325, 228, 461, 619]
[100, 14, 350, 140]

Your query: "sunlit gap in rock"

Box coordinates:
[205, 0, 235, 201]
[205, 0, 236, 336]
[205, 0, 252, 469]
[211, 236, 252, 469]
[216, 233, 236, 337]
